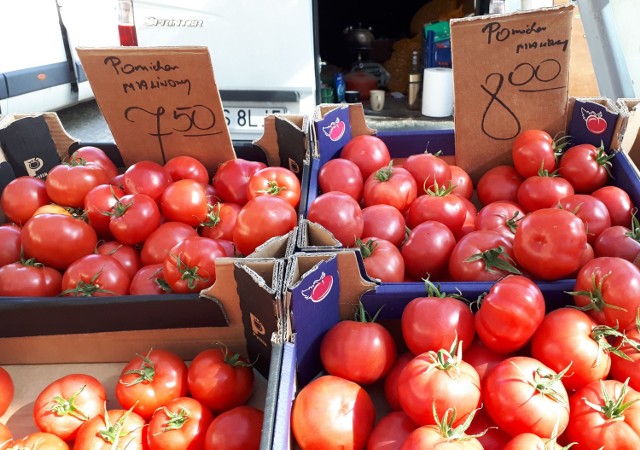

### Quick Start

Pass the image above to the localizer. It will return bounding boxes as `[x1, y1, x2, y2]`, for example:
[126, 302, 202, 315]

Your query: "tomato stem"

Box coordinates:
[48, 384, 90, 421]
[121, 349, 156, 386]
[583, 379, 640, 420]
[463, 246, 522, 276]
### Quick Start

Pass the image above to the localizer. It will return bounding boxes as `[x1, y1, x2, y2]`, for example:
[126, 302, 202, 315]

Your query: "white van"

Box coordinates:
[0, 0, 319, 142]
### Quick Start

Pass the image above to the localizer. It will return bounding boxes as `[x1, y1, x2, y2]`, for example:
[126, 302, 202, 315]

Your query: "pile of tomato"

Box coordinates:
[0, 147, 300, 297]
[308, 131, 639, 283]
[0, 346, 263, 449]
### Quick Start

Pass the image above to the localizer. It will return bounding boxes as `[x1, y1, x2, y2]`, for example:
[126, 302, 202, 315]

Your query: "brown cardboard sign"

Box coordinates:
[451, 4, 574, 183]
[77, 47, 235, 174]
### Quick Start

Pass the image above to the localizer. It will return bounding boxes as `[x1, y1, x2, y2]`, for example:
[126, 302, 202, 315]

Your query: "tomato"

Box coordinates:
[565, 379, 640, 449]
[513, 208, 587, 280]
[129, 264, 170, 295]
[516, 172, 575, 213]
[0, 224, 21, 266]
[1, 176, 50, 225]
[291, 375, 375, 450]
[318, 158, 364, 201]
[108, 193, 162, 245]
[456, 194, 478, 240]
[204, 406, 264, 450]
[572, 256, 640, 330]
[401, 283, 476, 355]
[402, 421, 484, 449]
[96, 241, 142, 280]
[21, 214, 97, 270]
[0, 367, 14, 417]
[0, 422, 11, 449]
[398, 348, 481, 427]
[594, 222, 640, 265]
[340, 134, 391, 180]
[71, 146, 119, 180]
[84, 184, 125, 239]
[199, 202, 242, 241]
[246, 166, 301, 208]
[361, 204, 406, 248]
[320, 304, 397, 384]
[476, 165, 524, 206]
[9, 432, 69, 450]
[358, 237, 405, 282]
[406, 182, 466, 237]
[474, 201, 524, 240]
[474, 275, 545, 353]
[466, 407, 512, 450]
[141, 221, 199, 266]
[449, 165, 474, 200]
[531, 307, 615, 391]
[61, 254, 131, 296]
[163, 236, 226, 293]
[307, 191, 364, 248]
[163, 155, 209, 184]
[558, 143, 613, 193]
[115, 348, 188, 420]
[383, 352, 414, 411]
[33, 373, 107, 442]
[555, 194, 611, 245]
[366, 411, 417, 450]
[362, 163, 417, 214]
[212, 158, 266, 206]
[187, 346, 255, 413]
[448, 230, 520, 282]
[123, 160, 173, 201]
[503, 433, 566, 450]
[483, 356, 570, 438]
[0, 259, 62, 297]
[147, 397, 213, 450]
[404, 152, 452, 194]
[160, 179, 209, 227]
[73, 409, 147, 450]
[401, 221, 456, 280]
[513, 129, 554, 148]
[462, 338, 508, 383]
[512, 130, 558, 178]
[592, 185, 634, 227]
[609, 319, 640, 390]
[45, 160, 110, 208]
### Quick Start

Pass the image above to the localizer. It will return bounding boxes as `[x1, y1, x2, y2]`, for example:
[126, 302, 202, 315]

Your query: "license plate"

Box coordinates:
[224, 107, 287, 132]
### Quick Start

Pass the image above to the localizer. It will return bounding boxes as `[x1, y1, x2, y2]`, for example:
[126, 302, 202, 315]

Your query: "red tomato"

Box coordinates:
[45, 160, 110, 208]
[109, 193, 162, 245]
[84, 184, 125, 239]
[340, 134, 391, 180]
[147, 396, 213, 450]
[512, 130, 558, 178]
[73, 409, 147, 450]
[462, 338, 508, 383]
[402, 422, 484, 449]
[320, 306, 397, 384]
[383, 352, 414, 411]
[362, 164, 417, 213]
[558, 143, 612, 193]
[160, 179, 209, 226]
[0, 224, 21, 266]
[513, 208, 587, 280]
[123, 160, 173, 201]
[318, 158, 364, 201]
[516, 172, 575, 212]
[513, 129, 554, 148]
[592, 185, 635, 227]
[0, 422, 11, 449]
[163, 236, 226, 293]
[401, 221, 456, 280]
[199, 202, 242, 241]
[307, 191, 364, 248]
[594, 222, 640, 265]
[449, 164, 474, 200]
[404, 152, 452, 194]
[96, 241, 142, 280]
[0, 367, 14, 417]
[71, 146, 119, 180]
[401, 285, 476, 355]
[33, 374, 107, 442]
[61, 254, 131, 296]
[367, 411, 418, 450]
[204, 406, 264, 450]
[0, 260, 62, 297]
[474, 275, 545, 353]
[448, 230, 520, 281]
[115, 348, 188, 420]
[164, 155, 209, 184]
[187, 346, 255, 413]
[398, 349, 481, 427]
[474, 201, 524, 240]
[1, 176, 50, 225]
[358, 237, 405, 282]
[572, 256, 640, 330]
[456, 194, 478, 240]
[503, 433, 565, 450]
[246, 166, 301, 208]
[476, 165, 523, 206]
[466, 407, 512, 450]
[483, 356, 570, 438]
[291, 375, 375, 450]
[556, 194, 611, 245]
[212, 158, 266, 206]
[9, 432, 69, 450]
[129, 264, 170, 295]
[21, 214, 97, 270]
[361, 204, 406, 248]
[609, 320, 640, 390]
[141, 221, 199, 266]
[406, 185, 466, 237]
[565, 379, 640, 449]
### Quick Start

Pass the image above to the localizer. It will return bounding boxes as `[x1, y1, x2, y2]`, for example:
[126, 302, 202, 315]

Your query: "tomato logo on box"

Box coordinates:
[301, 272, 334, 303]
[582, 107, 607, 135]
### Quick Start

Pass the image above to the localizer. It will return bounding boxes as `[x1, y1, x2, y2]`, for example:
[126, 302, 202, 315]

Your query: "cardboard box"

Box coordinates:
[617, 98, 640, 172]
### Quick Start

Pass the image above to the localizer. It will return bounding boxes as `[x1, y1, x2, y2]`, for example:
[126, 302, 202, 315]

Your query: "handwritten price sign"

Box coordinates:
[77, 47, 235, 174]
[450, 4, 575, 183]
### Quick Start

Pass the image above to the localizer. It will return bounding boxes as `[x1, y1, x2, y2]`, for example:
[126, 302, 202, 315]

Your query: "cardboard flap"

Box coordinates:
[618, 100, 640, 166]
[312, 104, 375, 162]
[451, 4, 574, 183]
[254, 115, 309, 181]
[76, 46, 235, 175]
[567, 97, 621, 150]
[297, 219, 341, 250]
